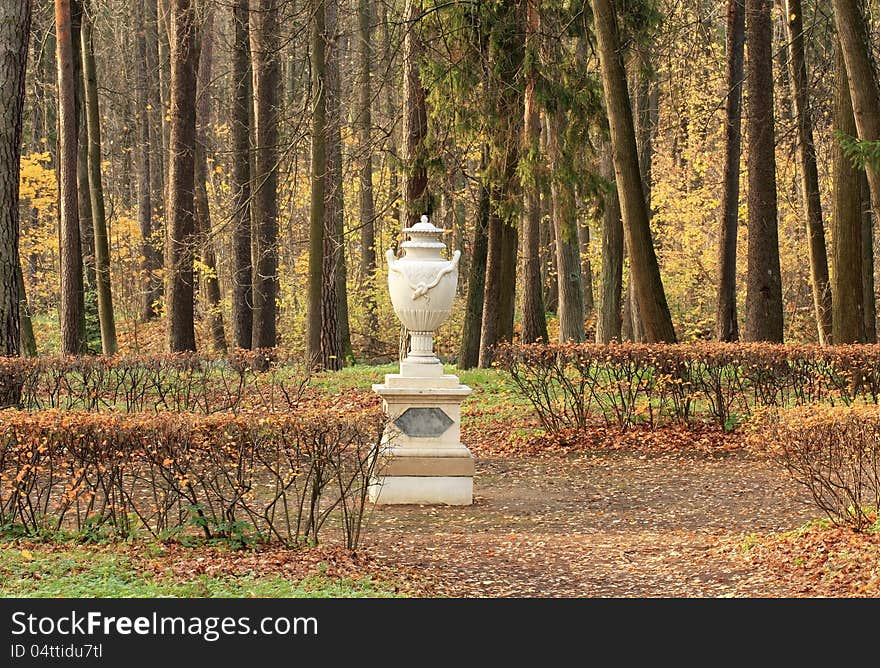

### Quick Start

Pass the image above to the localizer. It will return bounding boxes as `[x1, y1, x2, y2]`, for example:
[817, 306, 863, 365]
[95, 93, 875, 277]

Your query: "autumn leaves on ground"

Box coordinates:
[2, 365, 877, 600]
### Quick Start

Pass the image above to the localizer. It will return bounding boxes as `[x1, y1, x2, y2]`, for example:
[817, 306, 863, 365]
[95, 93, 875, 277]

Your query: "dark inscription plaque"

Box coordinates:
[393, 407, 454, 437]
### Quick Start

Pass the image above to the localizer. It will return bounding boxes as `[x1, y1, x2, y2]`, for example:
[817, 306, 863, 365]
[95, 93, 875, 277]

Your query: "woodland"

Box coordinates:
[4, 0, 880, 600]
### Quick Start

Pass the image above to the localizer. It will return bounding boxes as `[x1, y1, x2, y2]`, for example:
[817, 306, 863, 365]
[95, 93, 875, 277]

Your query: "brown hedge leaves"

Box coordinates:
[495, 342, 880, 434]
[0, 407, 384, 548]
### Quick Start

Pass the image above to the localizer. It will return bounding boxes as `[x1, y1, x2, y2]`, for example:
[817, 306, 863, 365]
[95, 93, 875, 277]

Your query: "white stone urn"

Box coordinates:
[387, 215, 460, 369]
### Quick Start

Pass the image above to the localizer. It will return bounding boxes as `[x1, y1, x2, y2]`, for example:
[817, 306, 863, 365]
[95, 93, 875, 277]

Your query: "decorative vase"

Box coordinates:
[386, 215, 460, 368]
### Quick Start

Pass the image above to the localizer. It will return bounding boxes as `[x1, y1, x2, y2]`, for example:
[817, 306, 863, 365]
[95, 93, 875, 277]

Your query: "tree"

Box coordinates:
[716, 0, 745, 342]
[832, 42, 864, 344]
[783, 0, 831, 344]
[623, 45, 657, 343]
[56, 0, 86, 355]
[545, 108, 585, 342]
[165, 0, 199, 352]
[861, 172, 876, 342]
[326, 0, 350, 363]
[81, 1, 117, 354]
[356, 0, 378, 340]
[591, 0, 676, 343]
[134, 0, 159, 326]
[251, 0, 279, 351]
[832, 0, 880, 223]
[0, 0, 31, 358]
[578, 219, 594, 317]
[478, 0, 524, 367]
[743, 0, 783, 342]
[596, 147, 623, 343]
[479, 189, 506, 367]
[401, 0, 429, 226]
[307, 0, 340, 370]
[458, 163, 490, 368]
[230, 0, 252, 348]
[72, 0, 95, 342]
[142, 0, 164, 321]
[519, 0, 548, 344]
[194, 10, 226, 353]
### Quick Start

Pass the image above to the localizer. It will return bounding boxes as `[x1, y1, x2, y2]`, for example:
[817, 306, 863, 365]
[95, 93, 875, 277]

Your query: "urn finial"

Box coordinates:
[386, 214, 461, 375]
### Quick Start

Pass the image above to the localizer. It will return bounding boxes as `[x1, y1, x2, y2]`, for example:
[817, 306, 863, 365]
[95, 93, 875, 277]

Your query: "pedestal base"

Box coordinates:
[369, 475, 473, 506]
[371, 369, 473, 506]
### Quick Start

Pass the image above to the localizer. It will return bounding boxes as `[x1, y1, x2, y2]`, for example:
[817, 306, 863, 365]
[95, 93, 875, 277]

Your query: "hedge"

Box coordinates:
[494, 342, 880, 433]
[0, 408, 383, 549]
[760, 404, 880, 531]
[0, 350, 309, 414]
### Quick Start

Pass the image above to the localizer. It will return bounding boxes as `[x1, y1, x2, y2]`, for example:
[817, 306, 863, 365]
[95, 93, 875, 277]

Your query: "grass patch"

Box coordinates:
[0, 544, 402, 598]
[310, 363, 533, 427]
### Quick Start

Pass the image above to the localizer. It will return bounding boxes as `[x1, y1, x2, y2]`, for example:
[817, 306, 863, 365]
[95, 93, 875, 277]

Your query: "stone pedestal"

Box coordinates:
[370, 369, 473, 505]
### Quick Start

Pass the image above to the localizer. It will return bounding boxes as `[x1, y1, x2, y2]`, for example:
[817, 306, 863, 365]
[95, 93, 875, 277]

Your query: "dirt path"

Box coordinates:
[363, 449, 815, 597]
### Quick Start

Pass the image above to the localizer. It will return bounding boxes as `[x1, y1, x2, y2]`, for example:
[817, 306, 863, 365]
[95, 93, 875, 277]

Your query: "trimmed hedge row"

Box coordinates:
[0, 408, 384, 548]
[761, 405, 880, 531]
[495, 342, 880, 433]
[0, 350, 309, 414]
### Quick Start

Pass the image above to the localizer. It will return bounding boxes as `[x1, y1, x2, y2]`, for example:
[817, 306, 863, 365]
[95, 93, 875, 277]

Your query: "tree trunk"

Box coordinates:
[320, 0, 341, 371]
[545, 109, 585, 343]
[135, 0, 158, 324]
[541, 189, 558, 314]
[76, 80, 94, 297]
[157, 0, 171, 172]
[194, 11, 226, 354]
[401, 0, 429, 226]
[596, 148, 623, 343]
[861, 172, 876, 342]
[143, 0, 164, 320]
[519, 0, 548, 344]
[70, 1, 95, 352]
[72, 1, 94, 308]
[498, 212, 518, 342]
[165, 0, 199, 352]
[307, 0, 332, 368]
[784, 0, 832, 344]
[744, 0, 783, 342]
[230, 0, 252, 348]
[357, 0, 378, 342]
[592, 0, 676, 343]
[578, 220, 594, 317]
[630, 47, 656, 342]
[81, 3, 117, 354]
[478, 189, 504, 367]
[326, 0, 350, 364]
[833, 43, 865, 344]
[716, 0, 745, 342]
[250, 0, 279, 351]
[0, 0, 30, 359]
[380, 1, 400, 229]
[459, 174, 489, 369]
[832, 0, 880, 224]
[56, 0, 86, 355]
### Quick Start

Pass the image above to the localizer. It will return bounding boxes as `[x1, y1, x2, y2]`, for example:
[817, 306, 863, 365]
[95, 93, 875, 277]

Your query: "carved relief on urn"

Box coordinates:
[386, 215, 460, 367]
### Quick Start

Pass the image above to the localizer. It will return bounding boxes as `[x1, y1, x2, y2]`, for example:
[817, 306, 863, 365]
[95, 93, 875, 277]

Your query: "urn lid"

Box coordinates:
[400, 215, 447, 252]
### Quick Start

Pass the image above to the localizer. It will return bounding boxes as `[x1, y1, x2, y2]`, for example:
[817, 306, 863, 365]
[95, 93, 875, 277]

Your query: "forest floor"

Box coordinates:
[354, 418, 880, 597]
[363, 438, 820, 597]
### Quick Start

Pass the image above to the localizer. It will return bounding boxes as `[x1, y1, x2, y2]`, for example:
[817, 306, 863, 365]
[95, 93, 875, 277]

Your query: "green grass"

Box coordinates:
[0, 545, 402, 598]
[310, 363, 534, 425]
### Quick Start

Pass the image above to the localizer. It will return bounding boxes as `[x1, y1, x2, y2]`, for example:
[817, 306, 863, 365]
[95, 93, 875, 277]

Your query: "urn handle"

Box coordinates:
[387, 250, 461, 300]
